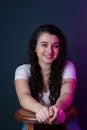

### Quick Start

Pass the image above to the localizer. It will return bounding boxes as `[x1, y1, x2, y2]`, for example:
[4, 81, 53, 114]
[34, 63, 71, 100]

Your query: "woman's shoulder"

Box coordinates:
[15, 64, 31, 81]
[15, 64, 31, 71]
[64, 60, 76, 69]
[62, 60, 77, 80]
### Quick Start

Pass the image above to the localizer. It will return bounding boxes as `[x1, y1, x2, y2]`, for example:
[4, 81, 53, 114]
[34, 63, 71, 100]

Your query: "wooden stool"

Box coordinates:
[15, 106, 78, 130]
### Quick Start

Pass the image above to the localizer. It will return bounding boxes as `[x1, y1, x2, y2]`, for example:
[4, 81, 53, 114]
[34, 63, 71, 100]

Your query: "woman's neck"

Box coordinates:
[38, 61, 51, 92]
[39, 61, 51, 72]
[40, 64, 51, 92]
[40, 65, 51, 78]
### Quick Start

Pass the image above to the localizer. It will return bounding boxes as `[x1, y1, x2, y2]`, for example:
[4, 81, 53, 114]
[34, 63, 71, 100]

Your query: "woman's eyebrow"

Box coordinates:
[54, 42, 60, 44]
[40, 41, 48, 44]
[40, 41, 60, 44]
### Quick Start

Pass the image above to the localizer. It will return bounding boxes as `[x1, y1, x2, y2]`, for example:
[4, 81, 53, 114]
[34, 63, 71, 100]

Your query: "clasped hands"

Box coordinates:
[36, 105, 65, 124]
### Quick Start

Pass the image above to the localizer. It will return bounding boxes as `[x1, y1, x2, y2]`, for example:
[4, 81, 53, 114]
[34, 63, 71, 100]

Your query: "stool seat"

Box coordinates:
[15, 106, 78, 130]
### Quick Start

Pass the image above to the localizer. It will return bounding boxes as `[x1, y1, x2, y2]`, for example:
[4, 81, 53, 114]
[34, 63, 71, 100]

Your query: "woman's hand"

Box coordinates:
[36, 106, 50, 123]
[48, 105, 65, 124]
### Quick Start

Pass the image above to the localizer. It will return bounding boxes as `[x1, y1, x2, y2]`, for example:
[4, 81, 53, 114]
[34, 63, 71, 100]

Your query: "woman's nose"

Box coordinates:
[47, 46, 53, 53]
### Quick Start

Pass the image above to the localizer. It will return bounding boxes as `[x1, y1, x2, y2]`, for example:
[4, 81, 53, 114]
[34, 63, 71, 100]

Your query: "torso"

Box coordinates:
[15, 60, 77, 105]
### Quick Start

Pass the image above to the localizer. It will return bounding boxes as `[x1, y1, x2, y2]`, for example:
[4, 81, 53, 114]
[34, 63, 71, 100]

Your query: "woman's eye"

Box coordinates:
[41, 44, 47, 47]
[53, 44, 59, 48]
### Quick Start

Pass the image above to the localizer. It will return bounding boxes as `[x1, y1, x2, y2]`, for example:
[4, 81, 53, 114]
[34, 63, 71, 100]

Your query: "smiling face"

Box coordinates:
[35, 32, 60, 66]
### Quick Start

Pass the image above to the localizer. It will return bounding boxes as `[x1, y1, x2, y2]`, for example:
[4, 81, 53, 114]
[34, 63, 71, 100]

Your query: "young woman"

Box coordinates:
[14, 24, 81, 130]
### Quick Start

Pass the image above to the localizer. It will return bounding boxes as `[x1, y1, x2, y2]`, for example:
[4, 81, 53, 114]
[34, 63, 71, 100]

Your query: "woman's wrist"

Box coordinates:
[55, 99, 65, 110]
[35, 103, 45, 113]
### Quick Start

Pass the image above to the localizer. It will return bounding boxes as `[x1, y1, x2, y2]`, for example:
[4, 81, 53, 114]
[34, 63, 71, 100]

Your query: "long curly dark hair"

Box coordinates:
[28, 24, 67, 105]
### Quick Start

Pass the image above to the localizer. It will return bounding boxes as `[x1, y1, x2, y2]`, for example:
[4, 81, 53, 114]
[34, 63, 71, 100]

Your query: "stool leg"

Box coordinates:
[27, 123, 34, 130]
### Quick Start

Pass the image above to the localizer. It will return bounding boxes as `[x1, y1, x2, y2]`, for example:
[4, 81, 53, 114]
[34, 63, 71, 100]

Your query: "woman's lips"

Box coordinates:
[45, 55, 54, 59]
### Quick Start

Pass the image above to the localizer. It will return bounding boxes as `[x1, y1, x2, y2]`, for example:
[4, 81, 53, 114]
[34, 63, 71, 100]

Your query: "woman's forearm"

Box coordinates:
[55, 92, 73, 111]
[55, 79, 76, 110]
[19, 94, 44, 113]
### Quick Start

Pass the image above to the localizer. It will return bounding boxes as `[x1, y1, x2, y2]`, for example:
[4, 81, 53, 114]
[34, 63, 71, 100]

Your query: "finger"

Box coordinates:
[59, 110, 65, 123]
[49, 112, 57, 124]
[44, 109, 50, 118]
[57, 110, 65, 123]
[36, 113, 44, 123]
[38, 112, 49, 123]
[49, 107, 54, 117]
[36, 116, 43, 123]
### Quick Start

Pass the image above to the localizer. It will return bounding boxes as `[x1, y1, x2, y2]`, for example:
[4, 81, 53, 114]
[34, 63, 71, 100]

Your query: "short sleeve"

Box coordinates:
[14, 64, 31, 81]
[62, 61, 77, 80]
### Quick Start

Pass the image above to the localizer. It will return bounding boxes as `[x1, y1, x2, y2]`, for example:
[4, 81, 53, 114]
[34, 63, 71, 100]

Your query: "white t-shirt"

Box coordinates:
[14, 60, 77, 105]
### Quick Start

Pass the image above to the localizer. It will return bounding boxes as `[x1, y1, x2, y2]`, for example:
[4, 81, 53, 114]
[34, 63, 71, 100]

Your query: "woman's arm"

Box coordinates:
[15, 79, 44, 113]
[55, 78, 77, 110]
[49, 78, 77, 124]
[15, 78, 50, 123]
